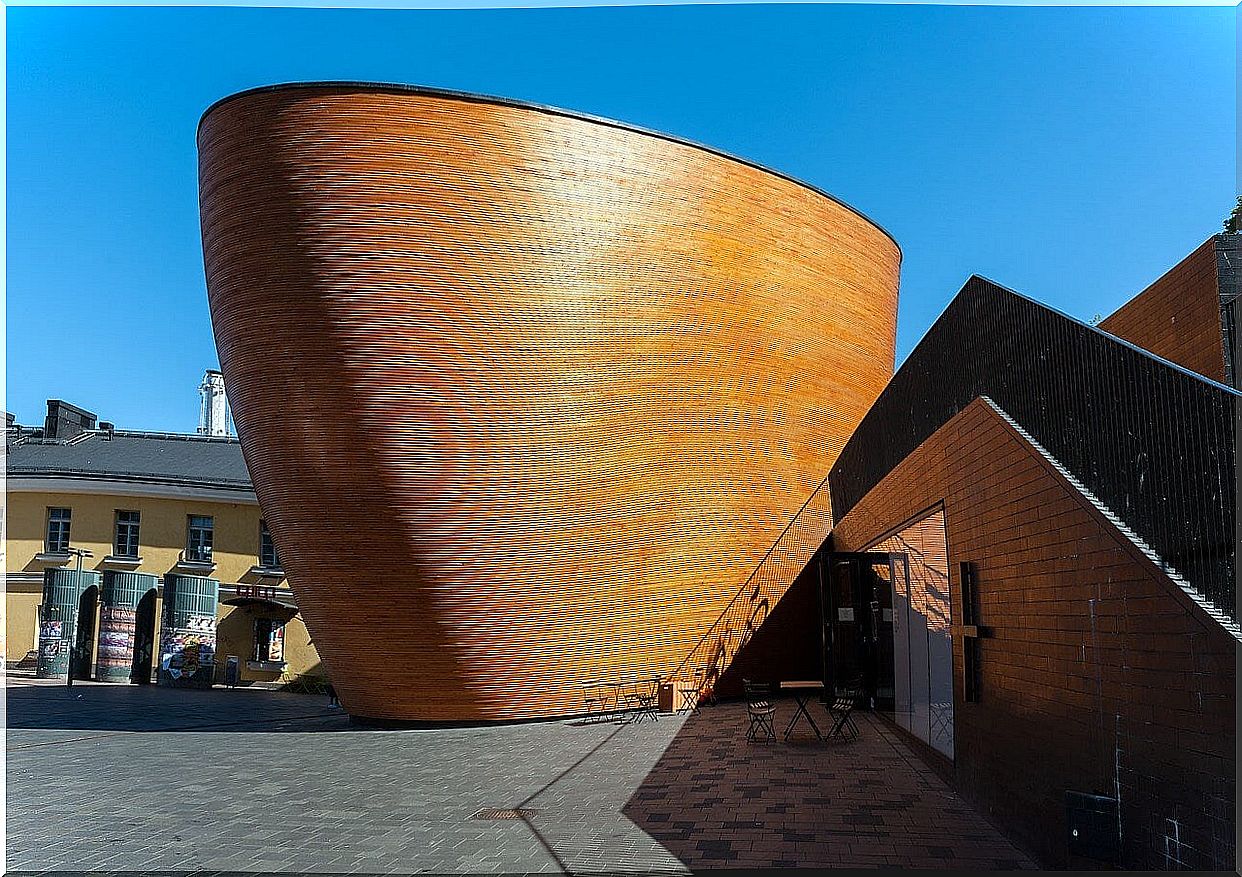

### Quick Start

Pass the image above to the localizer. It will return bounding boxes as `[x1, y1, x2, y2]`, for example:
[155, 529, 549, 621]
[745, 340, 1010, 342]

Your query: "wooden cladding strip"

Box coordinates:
[197, 84, 900, 722]
[1099, 237, 1226, 383]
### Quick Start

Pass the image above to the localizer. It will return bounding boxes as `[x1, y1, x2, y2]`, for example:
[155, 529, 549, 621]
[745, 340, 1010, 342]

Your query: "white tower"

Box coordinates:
[198, 369, 231, 436]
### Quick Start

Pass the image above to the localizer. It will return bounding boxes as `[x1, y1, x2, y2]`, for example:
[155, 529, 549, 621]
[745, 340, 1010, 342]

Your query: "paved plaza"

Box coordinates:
[7, 677, 1034, 872]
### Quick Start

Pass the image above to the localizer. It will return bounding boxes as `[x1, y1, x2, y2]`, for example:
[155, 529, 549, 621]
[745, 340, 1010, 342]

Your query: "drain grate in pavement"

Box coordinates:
[471, 807, 536, 820]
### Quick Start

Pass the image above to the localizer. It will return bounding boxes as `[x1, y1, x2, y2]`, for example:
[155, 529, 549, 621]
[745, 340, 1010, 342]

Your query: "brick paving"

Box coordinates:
[623, 702, 1036, 870]
[7, 677, 1034, 872]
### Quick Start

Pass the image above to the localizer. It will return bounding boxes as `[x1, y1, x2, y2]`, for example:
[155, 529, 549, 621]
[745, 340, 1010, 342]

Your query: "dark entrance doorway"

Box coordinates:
[72, 585, 99, 680]
[131, 589, 157, 684]
[823, 553, 898, 708]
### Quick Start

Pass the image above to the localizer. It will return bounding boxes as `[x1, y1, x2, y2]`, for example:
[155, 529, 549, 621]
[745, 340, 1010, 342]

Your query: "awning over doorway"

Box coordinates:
[221, 595, 298, 617]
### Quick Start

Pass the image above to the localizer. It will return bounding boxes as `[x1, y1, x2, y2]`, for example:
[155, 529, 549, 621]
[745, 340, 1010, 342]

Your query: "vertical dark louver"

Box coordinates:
[1216, 234, 1240, 389]
[829, 275, 1238, 620]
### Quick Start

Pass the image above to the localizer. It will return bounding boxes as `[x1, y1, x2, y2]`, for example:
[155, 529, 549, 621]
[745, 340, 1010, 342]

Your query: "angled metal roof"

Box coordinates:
[6, 429, 253, 491]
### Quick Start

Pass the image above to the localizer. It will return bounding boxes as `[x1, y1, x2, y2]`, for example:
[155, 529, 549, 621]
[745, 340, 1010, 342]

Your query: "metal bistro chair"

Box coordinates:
[580, 678, 605, 721]
[678, 667, 706, 714]
[827, 678, 863, 740]
[743, 679, 776, 743]
[627, 676, 661, 723]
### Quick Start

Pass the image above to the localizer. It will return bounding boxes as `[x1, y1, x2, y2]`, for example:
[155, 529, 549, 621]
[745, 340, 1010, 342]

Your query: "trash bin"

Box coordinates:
[657, 682, 675, 713]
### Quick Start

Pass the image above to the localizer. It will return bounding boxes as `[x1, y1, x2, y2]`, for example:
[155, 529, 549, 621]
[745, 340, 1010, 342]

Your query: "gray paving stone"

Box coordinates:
[8, 675, 1034, 872]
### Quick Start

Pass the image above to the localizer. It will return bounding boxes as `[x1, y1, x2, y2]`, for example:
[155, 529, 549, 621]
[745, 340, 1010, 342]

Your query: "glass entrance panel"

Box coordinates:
[887, 554, 912, 733]
[867, 509, 954, 759]
[827, 560, 861, 686]
[869, 560, 895, 711]
[898, 552, 931, 744]
[926, 563, 954, 757]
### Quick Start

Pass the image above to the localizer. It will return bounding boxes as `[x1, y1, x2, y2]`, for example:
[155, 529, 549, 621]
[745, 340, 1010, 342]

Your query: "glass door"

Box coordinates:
[867, 558, 896, 711]
[830, 510, 955, 759]
[823, 552, 895, 706]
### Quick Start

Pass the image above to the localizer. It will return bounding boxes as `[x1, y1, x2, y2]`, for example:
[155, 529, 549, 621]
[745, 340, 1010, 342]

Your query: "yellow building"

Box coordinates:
[5, 400, 323, 687]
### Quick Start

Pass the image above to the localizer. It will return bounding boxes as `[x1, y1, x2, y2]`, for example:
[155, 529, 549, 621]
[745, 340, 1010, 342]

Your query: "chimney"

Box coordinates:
[44, 400, 97, 441]
[198, 369, 231, 436]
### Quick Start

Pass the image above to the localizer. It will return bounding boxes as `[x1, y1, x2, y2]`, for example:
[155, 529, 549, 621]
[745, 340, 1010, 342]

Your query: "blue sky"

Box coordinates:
[7, 4, 1235, 432]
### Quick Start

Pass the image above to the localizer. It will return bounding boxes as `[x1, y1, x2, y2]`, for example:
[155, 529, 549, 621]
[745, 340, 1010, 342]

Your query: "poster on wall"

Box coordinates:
[96, 608, 137, 667]
[99, 630, 131, 652]
[160, 617, 218, 681]
[100, 607, 136, 629]
[268, 623, 284, 662]
[186, 614, 216, 633]
[181, 641, 203, 677]
[39, 620, 63, 642]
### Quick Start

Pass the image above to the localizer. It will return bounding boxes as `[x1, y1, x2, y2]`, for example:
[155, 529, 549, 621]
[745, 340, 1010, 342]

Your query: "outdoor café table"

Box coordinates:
[625, 675, 662, 722]
[607, 677, 643, 720]
[780, 680, 826, 741]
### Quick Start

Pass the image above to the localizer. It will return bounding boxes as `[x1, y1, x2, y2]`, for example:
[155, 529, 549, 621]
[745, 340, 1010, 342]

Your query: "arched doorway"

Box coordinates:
[72, 584, 99, 680]
[131, 589, 157, 684]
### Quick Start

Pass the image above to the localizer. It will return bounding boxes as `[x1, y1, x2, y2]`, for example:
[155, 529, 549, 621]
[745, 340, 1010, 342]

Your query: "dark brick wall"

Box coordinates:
[831, 397, 1236, 870]
[1100, 237, 1226, 384]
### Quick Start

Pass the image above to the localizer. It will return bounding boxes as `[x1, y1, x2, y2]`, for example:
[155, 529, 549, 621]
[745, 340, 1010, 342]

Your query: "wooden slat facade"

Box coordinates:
[1099, 237, 1227, 383]
[197, 84, 900, 722]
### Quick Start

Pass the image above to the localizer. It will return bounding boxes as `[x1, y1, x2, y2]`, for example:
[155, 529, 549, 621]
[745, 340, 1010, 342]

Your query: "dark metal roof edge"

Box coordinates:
[46, 399, 97, 418]
[6, 470, 255, 492]
[109, 428, 242, 444]
[7, 428, 241, 445]
[197, 81, 902, 257]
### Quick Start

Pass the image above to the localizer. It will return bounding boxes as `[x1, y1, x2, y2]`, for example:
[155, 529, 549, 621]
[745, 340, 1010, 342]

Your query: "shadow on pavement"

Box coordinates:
[620, 699, 1038, 870]
[6, 677, 355, 734]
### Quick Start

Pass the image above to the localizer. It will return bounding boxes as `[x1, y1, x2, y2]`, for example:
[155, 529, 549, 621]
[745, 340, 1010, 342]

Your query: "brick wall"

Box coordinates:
[1099, 237, 1226, 383]
[831, 397, 1235, 869]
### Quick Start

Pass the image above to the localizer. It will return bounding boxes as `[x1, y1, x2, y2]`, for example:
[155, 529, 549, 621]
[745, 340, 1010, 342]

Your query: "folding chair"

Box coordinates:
[580, 679, 604, 720]
[930, 701, 952, 744]
[628, 676, 660, 722]
[630, 675, 660, 715]
[678, 667, 706, 714]
[743, 678, 776, 743]
[827, 679, 862, 740]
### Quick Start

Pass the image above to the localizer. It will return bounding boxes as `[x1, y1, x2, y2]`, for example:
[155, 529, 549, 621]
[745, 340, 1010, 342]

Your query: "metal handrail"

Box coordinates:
[670, 473, 834, 686]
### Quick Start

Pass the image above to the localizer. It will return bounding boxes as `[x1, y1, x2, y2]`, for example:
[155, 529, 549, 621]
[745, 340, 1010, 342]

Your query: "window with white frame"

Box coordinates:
[114, 510, 140, 558]
[45, 507, 71, 553]
[186, 515, 214, 562]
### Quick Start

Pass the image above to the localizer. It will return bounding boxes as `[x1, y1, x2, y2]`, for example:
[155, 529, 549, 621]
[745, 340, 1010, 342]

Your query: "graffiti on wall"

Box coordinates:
[39, 620, 63, 643]
[160, 614, 218, 680]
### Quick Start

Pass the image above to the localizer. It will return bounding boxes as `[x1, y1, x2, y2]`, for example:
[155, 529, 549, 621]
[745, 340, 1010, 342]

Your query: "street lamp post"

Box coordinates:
[64, 547, 93, 686]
